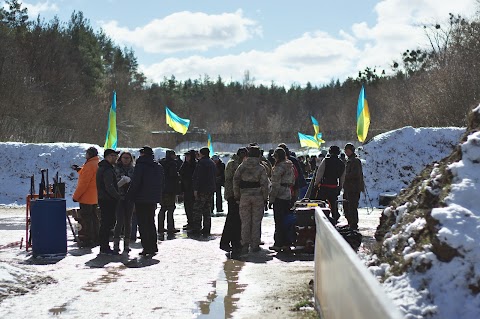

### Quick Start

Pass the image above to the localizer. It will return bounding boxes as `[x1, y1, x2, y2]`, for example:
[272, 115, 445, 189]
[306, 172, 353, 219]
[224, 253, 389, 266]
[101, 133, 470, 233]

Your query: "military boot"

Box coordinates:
[113, 238, 120, 253]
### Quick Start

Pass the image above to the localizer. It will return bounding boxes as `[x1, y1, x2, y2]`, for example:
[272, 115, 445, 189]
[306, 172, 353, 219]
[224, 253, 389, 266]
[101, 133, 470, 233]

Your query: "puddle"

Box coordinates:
[49, 303, 67, 315]
[196, 259, 247, 318]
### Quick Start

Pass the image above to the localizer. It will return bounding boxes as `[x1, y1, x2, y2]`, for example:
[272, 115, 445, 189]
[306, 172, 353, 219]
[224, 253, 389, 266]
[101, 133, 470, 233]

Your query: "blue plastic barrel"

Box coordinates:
[30, 198, 67, 257]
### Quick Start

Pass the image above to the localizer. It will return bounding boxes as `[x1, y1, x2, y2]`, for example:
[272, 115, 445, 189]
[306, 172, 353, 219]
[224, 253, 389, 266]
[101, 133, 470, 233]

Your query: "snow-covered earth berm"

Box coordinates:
[359, 126, 465, 206]
[368, 108, 480, 319]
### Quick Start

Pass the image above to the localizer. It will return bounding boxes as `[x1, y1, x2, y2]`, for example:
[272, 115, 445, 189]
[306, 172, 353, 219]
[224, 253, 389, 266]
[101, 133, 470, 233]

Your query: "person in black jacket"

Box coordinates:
[96, 149, 121, 254]
[179, 150, 197, 230]
[212, 155, 225, 213]
[158, 150, 180, 234]
[189, 147, 216, 237]
[127, 146, 165, 256]
[314, 145, 346, 224]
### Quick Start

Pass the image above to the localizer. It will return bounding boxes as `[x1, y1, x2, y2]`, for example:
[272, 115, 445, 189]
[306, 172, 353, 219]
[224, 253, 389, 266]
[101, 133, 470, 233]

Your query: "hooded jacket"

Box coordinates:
[127, 155, 165, 203]
[73, 155, 99, 204]
[269, 159, 295, 202]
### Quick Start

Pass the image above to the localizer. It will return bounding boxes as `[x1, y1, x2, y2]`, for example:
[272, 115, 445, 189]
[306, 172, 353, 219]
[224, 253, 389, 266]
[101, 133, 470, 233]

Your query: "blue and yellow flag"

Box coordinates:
[298, 132, 319, 148]
[311, 116, 325, 144]
[104, 91, 117, 150]
[357, 85, 371, 143]
[166, 106, 190, 135]
[208, 134, 214, 155]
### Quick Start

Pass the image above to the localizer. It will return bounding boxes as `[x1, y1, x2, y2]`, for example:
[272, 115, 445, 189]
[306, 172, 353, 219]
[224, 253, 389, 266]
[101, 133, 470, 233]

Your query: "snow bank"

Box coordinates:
[359, 126, 465, 206]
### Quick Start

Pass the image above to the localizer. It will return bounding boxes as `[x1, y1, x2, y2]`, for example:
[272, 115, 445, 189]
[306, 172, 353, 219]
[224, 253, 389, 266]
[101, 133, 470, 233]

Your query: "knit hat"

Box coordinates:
[329, 145, 341, 155]
[86, 146, 98, 157]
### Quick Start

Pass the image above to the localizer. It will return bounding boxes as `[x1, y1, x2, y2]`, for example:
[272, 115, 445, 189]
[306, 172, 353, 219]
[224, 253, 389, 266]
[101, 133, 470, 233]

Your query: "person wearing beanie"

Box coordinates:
[233, 146, 270, 255]
[313, 145, 346, 225]
[190, 147, 216, 237]
[72, 146, 100, 247]
[220, 147, 247, 258]
[342, 143, 364, 230]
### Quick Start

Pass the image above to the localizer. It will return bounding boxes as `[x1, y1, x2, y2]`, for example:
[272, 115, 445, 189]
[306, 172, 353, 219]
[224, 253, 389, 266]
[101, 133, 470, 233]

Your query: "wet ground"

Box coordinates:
[0, 204, 381, 318]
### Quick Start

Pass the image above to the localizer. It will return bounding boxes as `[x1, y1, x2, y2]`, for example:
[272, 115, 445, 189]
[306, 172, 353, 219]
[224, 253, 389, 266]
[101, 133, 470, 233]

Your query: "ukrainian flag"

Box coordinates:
[357, 85, 371, 143]
[208, 134, 214, 155]
[310, 116, 325, 144]
[104, 91, 117, 150]
[298, 132, 319, 148]
[166, 106, 190, 135]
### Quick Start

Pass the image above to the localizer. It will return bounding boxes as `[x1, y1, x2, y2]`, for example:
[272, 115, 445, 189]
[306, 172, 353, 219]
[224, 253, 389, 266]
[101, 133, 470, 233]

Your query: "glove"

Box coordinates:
[72, 198, 78, 202]
[71, 164, 80, 172]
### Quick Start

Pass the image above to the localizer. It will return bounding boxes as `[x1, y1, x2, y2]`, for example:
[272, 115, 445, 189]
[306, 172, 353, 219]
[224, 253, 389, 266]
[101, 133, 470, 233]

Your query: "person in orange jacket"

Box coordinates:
[72, 146, 100, 247]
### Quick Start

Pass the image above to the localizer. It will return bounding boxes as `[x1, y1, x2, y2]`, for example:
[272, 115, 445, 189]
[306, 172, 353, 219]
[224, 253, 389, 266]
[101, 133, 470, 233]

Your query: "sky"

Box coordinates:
[7, 0, 480, 86]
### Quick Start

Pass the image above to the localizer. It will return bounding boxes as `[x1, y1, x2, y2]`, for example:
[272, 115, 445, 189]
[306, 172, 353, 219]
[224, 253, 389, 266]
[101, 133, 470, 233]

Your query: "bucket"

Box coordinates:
[30, 198, 67, 257]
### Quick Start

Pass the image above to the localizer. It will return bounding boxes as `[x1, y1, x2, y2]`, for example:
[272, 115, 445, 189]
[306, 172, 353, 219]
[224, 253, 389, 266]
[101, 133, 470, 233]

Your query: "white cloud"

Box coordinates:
[140, 0, 477, 87]
[140, 31, 359, 87]
[23, 1, 59, 17]
[100, 9, 261, 53]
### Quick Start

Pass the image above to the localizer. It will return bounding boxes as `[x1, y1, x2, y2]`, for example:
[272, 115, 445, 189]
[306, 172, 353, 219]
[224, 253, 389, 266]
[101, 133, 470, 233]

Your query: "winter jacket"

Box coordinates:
[344, 153, 364, 193]
[192, 157, 216, 193]
[159, 157, 180, 194]
[215, 160, 226, 186]
[115, 163, 134, 196]
[233, 157, 270, 201]
[96, 160, 121, 201]
[224, 154, 242, 200]
[179, 158, 196, 193]
[73, 156, 99, 204]
[127, 155, 165, 203]
[314, 156, 345, 188]
[269, 159, 295, 202]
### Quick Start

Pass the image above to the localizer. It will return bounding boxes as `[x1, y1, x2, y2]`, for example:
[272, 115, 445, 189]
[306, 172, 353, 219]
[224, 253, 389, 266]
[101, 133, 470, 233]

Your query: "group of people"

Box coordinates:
[71, 141, 364, 258]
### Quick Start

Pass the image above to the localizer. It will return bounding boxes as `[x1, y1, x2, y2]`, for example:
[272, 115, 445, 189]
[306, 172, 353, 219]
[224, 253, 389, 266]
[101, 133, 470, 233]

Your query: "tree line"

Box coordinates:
[0, 0, 479, 148]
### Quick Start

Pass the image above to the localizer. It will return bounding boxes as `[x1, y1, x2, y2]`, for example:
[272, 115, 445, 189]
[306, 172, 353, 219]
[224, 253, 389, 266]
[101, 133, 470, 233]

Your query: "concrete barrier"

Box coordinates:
[314, 208, 403, 319]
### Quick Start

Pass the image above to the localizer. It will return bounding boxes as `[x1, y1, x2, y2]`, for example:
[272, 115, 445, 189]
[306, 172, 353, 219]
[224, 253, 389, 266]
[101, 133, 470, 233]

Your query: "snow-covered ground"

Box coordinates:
[0, 124, 472, 318]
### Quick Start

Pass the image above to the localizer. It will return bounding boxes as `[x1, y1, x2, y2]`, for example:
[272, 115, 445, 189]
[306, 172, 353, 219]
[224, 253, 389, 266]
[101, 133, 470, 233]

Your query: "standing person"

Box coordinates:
[233, 146, 269, 255]
[342, 143, 364, 230]
[314, 145, 345, 225]
[127, 146, 164, 256]
[220, 147, 247, 257]
[268, 147, 295, 251]
[212, 155, 225, 213]
[190, 147, 216, 237]
[96, 149, 121, 254]
[310, 155, 318, 173]
[72, 146, 100, 247]
[179, 150, 197, 230]
[112, 151, 135, 253]
[158, 150, 180, 234]
[278, 143, 307, 203]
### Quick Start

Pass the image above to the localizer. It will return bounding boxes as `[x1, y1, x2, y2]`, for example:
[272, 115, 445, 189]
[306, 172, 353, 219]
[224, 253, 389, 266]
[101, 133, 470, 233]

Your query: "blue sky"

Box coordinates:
[12, 0, 479, 87]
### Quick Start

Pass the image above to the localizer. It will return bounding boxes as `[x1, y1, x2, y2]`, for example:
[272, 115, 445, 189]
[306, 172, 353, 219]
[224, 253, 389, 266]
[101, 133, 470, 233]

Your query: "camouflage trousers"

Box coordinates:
[192, 192, 213, 234]
[239, 195, 264, 247]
